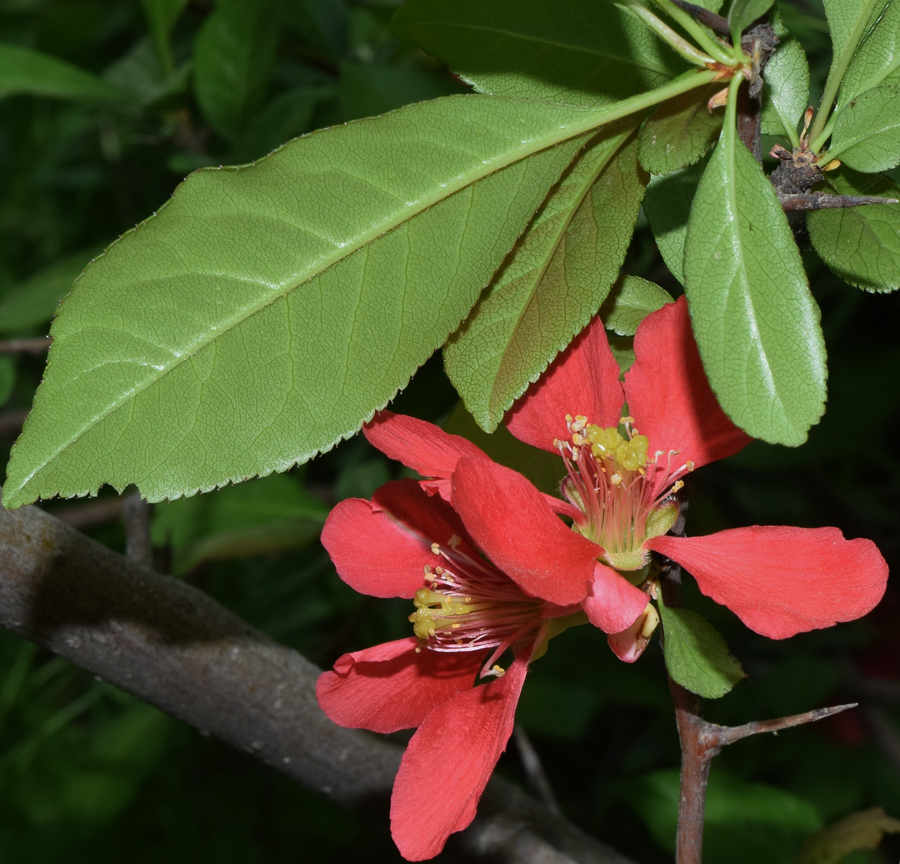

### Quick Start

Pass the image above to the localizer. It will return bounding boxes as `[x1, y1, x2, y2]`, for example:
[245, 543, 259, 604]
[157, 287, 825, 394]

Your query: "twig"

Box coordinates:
[514, 724, 562, 817]
[122, 490, 152, 566]
[779, 193, 899, 212]
[0, 338, 51, 354]
[51, 497, 123, 530]
[0, 500, 637, 864]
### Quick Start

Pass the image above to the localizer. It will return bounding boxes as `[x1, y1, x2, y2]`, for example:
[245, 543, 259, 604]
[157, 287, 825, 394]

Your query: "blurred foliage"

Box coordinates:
[0, 0, 898, 862]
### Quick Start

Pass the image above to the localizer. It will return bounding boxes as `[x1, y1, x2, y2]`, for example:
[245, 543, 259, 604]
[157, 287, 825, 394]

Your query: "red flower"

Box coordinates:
[317, 479, 583, 860]
[365, 297, 888, 645]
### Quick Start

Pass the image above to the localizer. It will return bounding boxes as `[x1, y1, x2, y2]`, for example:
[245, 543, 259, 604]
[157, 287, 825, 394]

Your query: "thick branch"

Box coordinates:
[0, 500, 636, 864]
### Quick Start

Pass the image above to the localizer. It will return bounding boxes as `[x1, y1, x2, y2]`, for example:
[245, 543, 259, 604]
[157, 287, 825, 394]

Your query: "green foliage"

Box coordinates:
[632, 769, 823, 863]
[684, 82, 826, 445]
[835, 0, 900, 107]
[760, 22, 810, 143]
[799, 808, 900, 864]
[728, 0, 776, 43]
[657, 593, 744, 699]
[599, 276, 673, 336]
[831, 84, 900, 172]
[445, 124, 646, 430]
[393, 0, 687, 105]
[808, 169, 900, 292]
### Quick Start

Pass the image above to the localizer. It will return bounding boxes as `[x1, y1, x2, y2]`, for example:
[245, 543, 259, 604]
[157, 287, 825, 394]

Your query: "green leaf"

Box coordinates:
[0, 248, 102, 334]
[0, 357, 14, 406]
[837, 0, 899, 106]
[0, 44, 132, 103]
[632, 769, 822, 864]
[807, 168, 900, 292]
[728, 0, 776, 43]
[151, 473, 328, 574]
[599, 276, 673, 336]
[683, 89, 826, 445]
[193, 0, 280, 140]
[105, 39, 191, 108]
[442, 402, 564, 498]
[141, 0, 188, 76]
[823, 0, 879, 94]
[657, 593, 744, 698]
[392, 0, 687, 106]
[283, 0, 349, 61]
[638, 84, 723, 174]
[233, 87, 318, 162]
[760, 28, 810, 143]
[799, 807, 900, 864]
[608, 335, 636, 374]
[643, 158, 706, 285]
[444, 124, 647, 431]
[2, 95, 605, 507]
[831, 84, 900, 172]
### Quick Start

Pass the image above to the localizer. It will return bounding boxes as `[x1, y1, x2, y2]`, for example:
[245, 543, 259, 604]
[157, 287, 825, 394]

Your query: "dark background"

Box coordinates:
[0, 1, 898, 861]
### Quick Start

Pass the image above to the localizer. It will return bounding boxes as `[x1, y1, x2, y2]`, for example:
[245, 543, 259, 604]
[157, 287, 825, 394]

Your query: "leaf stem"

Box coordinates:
[808, 0, 881, 146]
[647, 0, 737, 66]
[617, 0, 716, 66]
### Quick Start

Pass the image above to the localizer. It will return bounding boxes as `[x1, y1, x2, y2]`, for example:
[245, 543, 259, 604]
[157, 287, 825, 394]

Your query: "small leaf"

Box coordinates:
[0, 44, 132, 102]
[837, 0, 899, 106]
[2, 95, 600, 507]
[445, 124, 646, 431]
[193, 0, 279, 140]
[392, 0, 687, 106]
[657, 593, 744, 698]
[643, 158, 706, 285]
[831, 84, 900, 172]
[599, 276, 673, 336]
[638, 84, 723, 174]
[684, 94, 826, 445]
[760, 28, 810, 142]
[0, 248, 102, 334]
[799, 807, 900, 864]
[728, 0, 776, 43]
[807, 168, 900, 292]
[608, 335, 636, 375]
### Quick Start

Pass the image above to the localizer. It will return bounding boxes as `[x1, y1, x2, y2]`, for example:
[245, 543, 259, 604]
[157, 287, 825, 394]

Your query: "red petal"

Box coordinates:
[321, 479, 471, 598]
[451, 457, 598, 606]
[506, 317, 624, 453]
[316, 638, 483, 733]
[583, 562, 651, 633]
[390, 657, 528, 860]
[624, 297, 751, 470]
[648, 527, 889, 639]
[365, 410, 488, 477]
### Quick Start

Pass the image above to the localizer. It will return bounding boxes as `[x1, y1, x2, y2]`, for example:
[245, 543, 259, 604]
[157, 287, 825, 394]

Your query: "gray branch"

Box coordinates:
[0, 500, 637, 864]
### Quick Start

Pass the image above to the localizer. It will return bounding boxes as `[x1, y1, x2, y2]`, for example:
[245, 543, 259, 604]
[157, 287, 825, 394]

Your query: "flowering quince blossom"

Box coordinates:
[363, 296, 889, 654]
[316, 478, 583, 861]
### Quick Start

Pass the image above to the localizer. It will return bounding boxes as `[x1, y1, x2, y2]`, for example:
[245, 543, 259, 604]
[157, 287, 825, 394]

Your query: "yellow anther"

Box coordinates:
[431, 543, 441, 555]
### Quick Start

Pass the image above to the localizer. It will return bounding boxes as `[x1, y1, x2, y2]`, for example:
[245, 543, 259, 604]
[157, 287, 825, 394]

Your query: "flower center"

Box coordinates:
[556, 415, 692, 573]
[409, 541, 543, 677]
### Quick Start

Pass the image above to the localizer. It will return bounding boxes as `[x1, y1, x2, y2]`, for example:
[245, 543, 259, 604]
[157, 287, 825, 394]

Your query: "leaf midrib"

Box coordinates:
[20, 100, 605, 489]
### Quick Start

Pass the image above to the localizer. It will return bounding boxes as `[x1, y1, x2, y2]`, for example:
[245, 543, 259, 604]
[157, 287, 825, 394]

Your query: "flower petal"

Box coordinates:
[648, 527, 889, 639]
[316, 637, 483, 733]
[321, 479, 471, 598]
[390, 657, 528, 860]
[607, 602, 659, 663]
[506, 317, 624, 453]
[624, 296, 751, 470]
[451, 457, 598, 606]
[583, 562, 652, 634]
[365, 410, 489, 478]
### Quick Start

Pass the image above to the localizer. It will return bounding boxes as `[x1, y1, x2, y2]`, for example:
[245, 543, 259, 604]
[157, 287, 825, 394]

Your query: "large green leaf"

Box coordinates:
[444, 125, 647, 431]
[2, 95, 615, 507]
[684, 87, 826, 445]
[657, 593, 744, 699]
[830, 84, 900, 172]
[392, 0, 686, 105]
[0, 44, 132, 102]
[193, 0, 280, 140]
[760, 27, 810, 143]
[642, 158, 706, 285]
[837, 0, 899, 106]
[638, 84, 722, 175]
[823, 0, 880, 92]
[807, 168, 900, 292]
